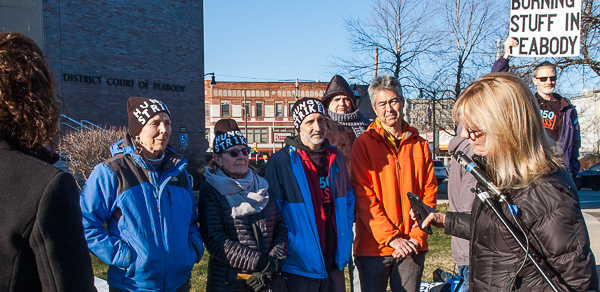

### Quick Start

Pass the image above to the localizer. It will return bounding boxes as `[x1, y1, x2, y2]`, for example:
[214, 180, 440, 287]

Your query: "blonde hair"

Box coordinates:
[453, 72, 562, 189]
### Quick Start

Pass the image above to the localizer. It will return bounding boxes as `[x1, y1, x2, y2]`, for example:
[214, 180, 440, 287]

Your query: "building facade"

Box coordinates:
[1, 1, 207, 152]
[204, 81, 329, 155]
[571, 89, 600, 154]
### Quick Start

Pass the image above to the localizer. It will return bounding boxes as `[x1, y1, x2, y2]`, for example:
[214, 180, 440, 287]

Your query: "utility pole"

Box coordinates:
[243, 91, 248, 138]
[432, 91, 437, 159]
[496, 39, 502, 60]
[295, 78, 299, 100]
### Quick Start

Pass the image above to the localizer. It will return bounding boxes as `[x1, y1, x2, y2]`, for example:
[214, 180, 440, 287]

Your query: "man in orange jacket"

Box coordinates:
[351, 75, 437, 292]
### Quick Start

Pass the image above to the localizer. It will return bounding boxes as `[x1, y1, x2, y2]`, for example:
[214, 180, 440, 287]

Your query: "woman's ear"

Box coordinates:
[134, 135, 142, 146]
[213, 154, 221, 167]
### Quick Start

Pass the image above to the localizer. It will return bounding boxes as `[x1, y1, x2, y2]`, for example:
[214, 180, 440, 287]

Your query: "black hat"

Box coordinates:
[321, 75, 356, 111]
[127, 97, 170, 136]
[213, 119, 248, 154]
[291, 97, 325, 130]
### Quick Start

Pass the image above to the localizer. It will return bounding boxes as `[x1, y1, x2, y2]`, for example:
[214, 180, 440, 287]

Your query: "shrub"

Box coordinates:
[60, 126, 208, 190]
[59, 126, 127, 189]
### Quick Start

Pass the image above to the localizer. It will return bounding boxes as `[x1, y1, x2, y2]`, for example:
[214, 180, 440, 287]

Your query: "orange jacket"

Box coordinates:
[351, 120, 437, 256]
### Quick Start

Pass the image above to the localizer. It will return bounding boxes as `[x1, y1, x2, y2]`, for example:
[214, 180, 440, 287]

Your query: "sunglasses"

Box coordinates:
[222, 147, 251, 157]
[466, 128, 482, 140]
[534, 76, 557, 82]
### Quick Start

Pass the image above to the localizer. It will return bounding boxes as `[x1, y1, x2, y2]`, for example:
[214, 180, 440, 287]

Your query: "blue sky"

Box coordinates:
[204, 1, 599, 96]
[203, 0, 370, 83]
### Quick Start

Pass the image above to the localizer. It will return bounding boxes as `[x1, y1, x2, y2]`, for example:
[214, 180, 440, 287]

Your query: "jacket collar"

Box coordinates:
[535, 92, 572, 111]
[284, 135, 331, 153]
[366, 118, 418, 150]
[0, 138, 60, 164]
[111, 133, 185, 173]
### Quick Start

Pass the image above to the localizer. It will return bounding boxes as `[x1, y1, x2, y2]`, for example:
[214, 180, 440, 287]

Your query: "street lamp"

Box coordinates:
[205, 72, 217, 87]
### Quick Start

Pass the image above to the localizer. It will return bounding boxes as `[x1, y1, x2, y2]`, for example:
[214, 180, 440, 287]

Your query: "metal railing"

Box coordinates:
[60, 115, 109, 137]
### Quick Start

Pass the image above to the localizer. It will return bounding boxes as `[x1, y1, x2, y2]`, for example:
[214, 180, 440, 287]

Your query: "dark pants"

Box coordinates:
[282, 268, 345, 292]
[457, 265, 470, 292]
[109, 281, 190, 292]
[355, 253, 426, 292]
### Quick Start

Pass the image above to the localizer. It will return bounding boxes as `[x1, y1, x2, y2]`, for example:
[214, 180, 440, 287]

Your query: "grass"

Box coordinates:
[92, 204, 455, 291]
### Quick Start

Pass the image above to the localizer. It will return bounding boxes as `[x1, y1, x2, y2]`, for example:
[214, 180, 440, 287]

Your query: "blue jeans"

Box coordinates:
[457, 265, 469, 292]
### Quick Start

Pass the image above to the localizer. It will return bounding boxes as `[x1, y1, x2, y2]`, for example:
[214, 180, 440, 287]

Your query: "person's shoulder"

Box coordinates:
[2, 147, 62, 181]
[102, 152, 135, 172]
[271, 147, 292, 160]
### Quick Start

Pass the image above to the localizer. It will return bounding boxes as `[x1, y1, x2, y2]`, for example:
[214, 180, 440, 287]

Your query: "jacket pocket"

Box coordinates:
[123, 241, 137, 278]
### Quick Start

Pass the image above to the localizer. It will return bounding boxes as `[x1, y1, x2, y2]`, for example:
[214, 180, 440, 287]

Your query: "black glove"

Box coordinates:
[256, 255, 279, 279]
[246, 272, 266, 292]
[262, 257, 279, 279]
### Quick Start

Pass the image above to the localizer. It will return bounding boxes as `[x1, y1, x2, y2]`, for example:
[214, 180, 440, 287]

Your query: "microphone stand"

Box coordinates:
[454, 151, 563, 292]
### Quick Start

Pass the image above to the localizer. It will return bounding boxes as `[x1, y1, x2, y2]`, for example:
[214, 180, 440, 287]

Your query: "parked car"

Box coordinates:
[576, 162, 600, 191]
[433, 159, 448, 185]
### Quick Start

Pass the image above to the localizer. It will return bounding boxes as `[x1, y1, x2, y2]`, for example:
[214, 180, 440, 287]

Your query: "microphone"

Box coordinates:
[453, 151, 502, 197]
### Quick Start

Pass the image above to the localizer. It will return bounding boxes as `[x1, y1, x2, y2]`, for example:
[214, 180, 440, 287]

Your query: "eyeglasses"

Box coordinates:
[534, 76, 557, 82]
[222, 147, 251, 157]
[466, 128, 482, 140]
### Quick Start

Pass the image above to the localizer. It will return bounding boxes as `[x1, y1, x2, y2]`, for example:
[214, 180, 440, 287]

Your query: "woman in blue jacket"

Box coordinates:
[80, 97, 204, 292]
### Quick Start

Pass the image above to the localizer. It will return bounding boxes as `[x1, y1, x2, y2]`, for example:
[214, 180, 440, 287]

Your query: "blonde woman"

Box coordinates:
[419, 73, 597, 291]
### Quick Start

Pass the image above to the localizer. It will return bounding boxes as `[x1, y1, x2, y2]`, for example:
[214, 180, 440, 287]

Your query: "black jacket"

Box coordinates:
[0, 139, 96, 291]
[445, 168, 598, 291]
[197, 181, 288, 292]
[325, 118, 356, 173]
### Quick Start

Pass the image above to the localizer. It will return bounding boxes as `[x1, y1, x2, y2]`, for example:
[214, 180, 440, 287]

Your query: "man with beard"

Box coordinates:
[492, 37, 581, 182]
[265, 97, 355, 292]
[351, 75, 437, 292]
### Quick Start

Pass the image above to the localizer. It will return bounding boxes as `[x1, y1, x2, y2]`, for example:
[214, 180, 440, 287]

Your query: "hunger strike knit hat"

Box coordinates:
[291, 97, 325, 131]
[127, 97, 171, 136]
[213, 119, 248, 154]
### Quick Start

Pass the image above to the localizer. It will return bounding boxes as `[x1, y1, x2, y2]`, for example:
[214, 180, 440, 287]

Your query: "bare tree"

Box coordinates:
[441, 0, 504, 98]
[332, 0, 440, 87]
[407, 0, 505, 136]
[557, 0, 600, 76]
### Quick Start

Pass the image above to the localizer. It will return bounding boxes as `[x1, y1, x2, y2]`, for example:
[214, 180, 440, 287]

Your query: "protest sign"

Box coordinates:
[509, 0, 581, 57]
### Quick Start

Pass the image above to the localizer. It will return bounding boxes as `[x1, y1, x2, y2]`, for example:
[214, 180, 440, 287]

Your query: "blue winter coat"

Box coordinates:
[80, 135, 204, 292]
[264, 140, 354, 279]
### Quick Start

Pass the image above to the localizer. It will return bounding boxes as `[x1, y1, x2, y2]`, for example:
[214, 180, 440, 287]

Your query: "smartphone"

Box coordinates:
[407, 192, 433, 235]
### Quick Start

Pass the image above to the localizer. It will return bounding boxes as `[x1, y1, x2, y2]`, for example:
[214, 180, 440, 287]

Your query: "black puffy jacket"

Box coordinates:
[445, 168, 598, 291]
[197, 182, 288, 292]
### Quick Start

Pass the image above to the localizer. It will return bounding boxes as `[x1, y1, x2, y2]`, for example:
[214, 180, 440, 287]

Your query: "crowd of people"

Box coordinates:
[1, 31, 598, 292]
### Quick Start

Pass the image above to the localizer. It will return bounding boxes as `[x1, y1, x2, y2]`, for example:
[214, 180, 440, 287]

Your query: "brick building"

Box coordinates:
[1, 1, 207, 152]
[205, 80, 376, 156]
[204, 81, 328, 155]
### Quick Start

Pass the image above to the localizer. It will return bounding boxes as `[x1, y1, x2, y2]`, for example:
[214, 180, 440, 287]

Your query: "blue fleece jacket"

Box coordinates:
[80, 136, 203, 292]
[264, 139, 354, 279]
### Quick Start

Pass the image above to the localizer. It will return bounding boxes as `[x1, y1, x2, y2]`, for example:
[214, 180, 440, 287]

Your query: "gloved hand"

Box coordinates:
[262, 257, 279, 279]
[256, 255, 279, 279]
[246, 272, 266, 292]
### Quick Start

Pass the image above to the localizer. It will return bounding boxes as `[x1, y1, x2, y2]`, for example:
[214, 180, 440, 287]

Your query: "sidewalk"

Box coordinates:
[582, 209, 600, 264]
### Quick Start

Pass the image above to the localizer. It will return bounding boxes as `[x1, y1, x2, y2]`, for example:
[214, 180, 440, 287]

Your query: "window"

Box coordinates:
[288, 102, 295, 117]
[256, 102, 263, 117]
[205, 102, 209, 118]
[221, 102, 230, 117]
[247, 128, 268, 143]
[276, 103, 283, 117]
